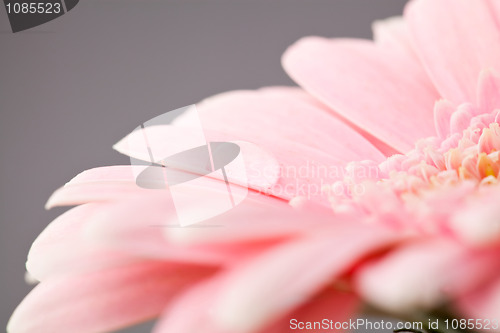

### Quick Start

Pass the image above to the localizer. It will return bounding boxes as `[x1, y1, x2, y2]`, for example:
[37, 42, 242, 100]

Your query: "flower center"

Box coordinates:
[326, 107, 500, 240]
[342, 108, 500, 195]
[384, 119, 500, 196]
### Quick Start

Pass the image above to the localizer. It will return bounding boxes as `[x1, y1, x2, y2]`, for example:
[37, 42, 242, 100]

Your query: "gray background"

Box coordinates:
[0, 1, 406, 331]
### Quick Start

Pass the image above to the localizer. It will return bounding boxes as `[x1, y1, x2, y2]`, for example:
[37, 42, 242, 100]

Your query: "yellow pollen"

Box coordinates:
[478, 152, 498, 178]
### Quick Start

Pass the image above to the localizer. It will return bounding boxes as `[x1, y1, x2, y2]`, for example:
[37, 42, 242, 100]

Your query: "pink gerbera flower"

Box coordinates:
[8, 0, 500, 332]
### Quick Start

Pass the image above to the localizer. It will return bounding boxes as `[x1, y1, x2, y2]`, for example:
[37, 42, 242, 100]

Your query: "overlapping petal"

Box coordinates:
[282, 37, 440, 152]
[405, 0, 500, 104]
[8, 262, 215, 333]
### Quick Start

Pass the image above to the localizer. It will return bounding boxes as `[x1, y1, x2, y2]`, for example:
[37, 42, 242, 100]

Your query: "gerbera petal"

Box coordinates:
[45, 166, 142, 209]
[477, 69, 500, 115]
[44, 165, 321, 246]
[27, 204, 138, 281]
[153, 276, 358, 333]
[405, 0, 500, 104]
[176, 87, 384, 162]
[81, 188, 286, 261]
[7, 262, 215, 333]
[262, 287, 358, 333]
[458, 275, 500, 322]
[114, 131, 281, 194]
[152, 277, 227, 333]
[372, 16, 417, 59]
[115, 87, 384, 201]
[81, 185, 328, 246]
[28, 202, 227, 281]
[355, 239, 500, 313]
[282, 37, 439, 152]
[433, 99, 456, 139]
[161, 193, 333, 246]
[209, 224, 398, 333]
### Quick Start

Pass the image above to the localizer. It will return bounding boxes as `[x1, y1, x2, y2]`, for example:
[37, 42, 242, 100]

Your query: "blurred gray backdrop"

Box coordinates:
[0, 0, 406, 331]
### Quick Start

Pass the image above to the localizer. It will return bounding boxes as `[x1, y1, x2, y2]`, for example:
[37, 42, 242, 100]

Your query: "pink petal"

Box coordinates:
[161, 193, 333, 246]
[433, 99, 455, 139]
[405, 0, 500, 104]
[27, 204, 139, 281]
[81, 188, 286, 261]
[114, 87, 384, 203]
[28, 201, 228, 281]
[153, 275, 358, 333]
[282, 37, 439, 152]
[263, 288, 358, 333]
[449, 187, 500, 246]
[458, 275, 500, 322]
[45, 166, 329, 246]
[45, 166, 143, 209]
[7, 261, 215, 333]
[450, 103, 474, 134]
[47, 164, 254, 210]
[181, 87, 383, 161]
[355, 238, 500, 313]
[152, 277, 228, 333]
[81, 184, 329, 246]
[477, 68, 500, 114]
[172, 87, 385, 200]
[262, 288, 358, 333]
[111, 87, 385, 203]
[208, 224, 398, 333]
[372, 16, 418, 60]
[114, 129, 281, 193]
